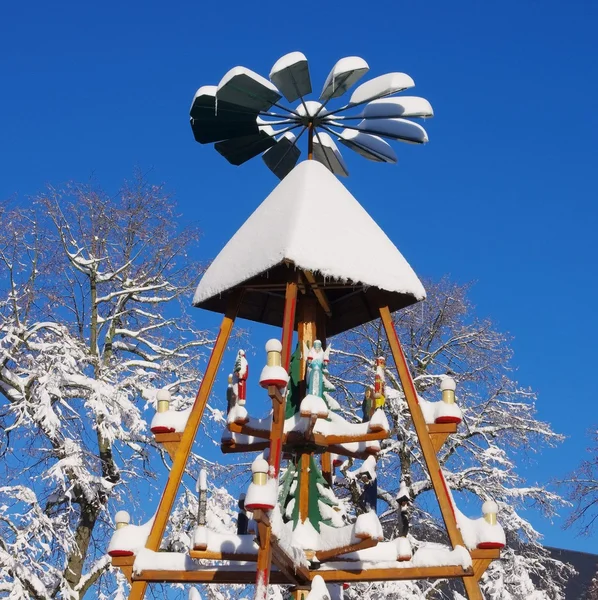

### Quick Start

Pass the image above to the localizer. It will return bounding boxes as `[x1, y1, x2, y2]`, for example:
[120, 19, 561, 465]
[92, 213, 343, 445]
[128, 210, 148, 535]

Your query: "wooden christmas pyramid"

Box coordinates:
[108, 161, 504, 600]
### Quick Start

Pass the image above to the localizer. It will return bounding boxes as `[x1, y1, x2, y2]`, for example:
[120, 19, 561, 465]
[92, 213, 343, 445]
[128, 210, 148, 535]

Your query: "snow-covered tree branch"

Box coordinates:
[0, 176, 216, 599]
[331, 278, 573, 599]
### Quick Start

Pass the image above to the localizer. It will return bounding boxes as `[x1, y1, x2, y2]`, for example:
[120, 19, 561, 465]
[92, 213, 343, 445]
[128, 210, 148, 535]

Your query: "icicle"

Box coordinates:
[214, 94, 218, 116]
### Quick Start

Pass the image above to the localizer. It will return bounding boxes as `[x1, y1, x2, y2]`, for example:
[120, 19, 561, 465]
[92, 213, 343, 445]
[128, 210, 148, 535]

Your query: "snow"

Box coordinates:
[269, 52, 311, 103]
[312, 407, 386, 438]
[361, 96, 434, 119]
[107, 516, 154, 555]
[150, 406, 191, 433]
[307, 575, 331, 600]
[434, 401, 462, 423]
[190, 85, 216, 111]
[441, 471, 506, 550]
[339, 537, 411, 561]
[368, 408, 390, 432]
[270, 51, 307, 76]
[337, 130, 398, 164]
[217, 66, 281, 112]
[398, 480, 410, 501]
[133, 549, 261, 573]
[348, 72, 415, 106]
[327, 542, 471, 570]
[396, 537, 412, 560]
[296, 101, 329, 118]
[245, 477, 277, 510]
[227, 403, 248, 425]
[259, 365, 289, 388]
[198, 469, 207, 491]
[410, 543, 471, 569]
[358, 118, 428, 144]
[320, 57, 369, 100]
[269, 505, 310, 567]
[192, 526, 258, 554]
[354, 511, 384, 540]
[301, 394, 329, 418]
[193, 160, 426, 307]
[419, 396, 461, 424]
[346, 455, 377, 481]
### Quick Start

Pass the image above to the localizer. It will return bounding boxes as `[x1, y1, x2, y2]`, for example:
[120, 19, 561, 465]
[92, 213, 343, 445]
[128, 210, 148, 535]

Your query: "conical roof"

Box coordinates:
[193, 160, 425, 335]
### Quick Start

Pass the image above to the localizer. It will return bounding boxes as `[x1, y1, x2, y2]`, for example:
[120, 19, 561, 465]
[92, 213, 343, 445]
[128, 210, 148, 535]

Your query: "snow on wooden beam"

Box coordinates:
[315, 538, 377, 563]
[311, 565, 474, 582]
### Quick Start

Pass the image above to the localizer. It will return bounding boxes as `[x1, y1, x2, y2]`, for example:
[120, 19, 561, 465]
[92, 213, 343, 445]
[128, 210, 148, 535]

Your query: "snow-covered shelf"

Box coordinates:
[224, 407, 389, 455]
[131, 550, 293, 584]
[191, 526, 258, 561]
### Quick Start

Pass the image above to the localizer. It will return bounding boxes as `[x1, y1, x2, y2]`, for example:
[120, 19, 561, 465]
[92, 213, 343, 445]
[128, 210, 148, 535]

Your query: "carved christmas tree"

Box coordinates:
[107, 53, 505, 600]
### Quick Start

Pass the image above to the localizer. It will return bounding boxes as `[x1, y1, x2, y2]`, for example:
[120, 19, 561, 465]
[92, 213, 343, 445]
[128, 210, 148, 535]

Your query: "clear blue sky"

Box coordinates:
[1, 0, 597, 555]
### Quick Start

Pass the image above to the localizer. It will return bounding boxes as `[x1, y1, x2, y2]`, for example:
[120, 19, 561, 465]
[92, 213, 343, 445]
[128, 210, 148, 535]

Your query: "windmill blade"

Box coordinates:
[217, 67, 282, 113]
[358, 118, 428, 144]
[270, 52, 312, 103]
[337, 130, 397, 163]
[262, 132, 301, 179]
[215, 131, 276, 165]
[348, 73, 415, 107]
[313, 131, 349, 177]
[320, 57, 369, 101]
[362, 96, 434, 119]
[189, 86, 260, 143]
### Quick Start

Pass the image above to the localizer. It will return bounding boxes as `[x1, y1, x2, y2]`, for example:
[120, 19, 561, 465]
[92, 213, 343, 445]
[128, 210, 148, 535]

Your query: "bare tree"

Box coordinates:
[0, 175, 215, 599]
[332, 278, 572, 599]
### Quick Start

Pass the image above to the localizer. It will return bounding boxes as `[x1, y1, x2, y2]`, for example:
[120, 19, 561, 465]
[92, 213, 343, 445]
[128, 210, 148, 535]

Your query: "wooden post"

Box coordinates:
[254, 277, 298, 599]
[379, 306, 485, 600]
[128, 293, 242, 600]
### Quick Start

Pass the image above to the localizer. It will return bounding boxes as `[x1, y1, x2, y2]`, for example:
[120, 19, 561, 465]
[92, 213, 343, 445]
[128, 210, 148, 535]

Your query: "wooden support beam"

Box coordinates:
[270, 536, 310, 586]
[299, 453, 310, 522]
[427, 423, 457, 454]
[111, 556, 134, 582]
[311, 565, 474, 582]
[302, 270, 332, 317]
[379, 305, 485, 600]
[221, 439, 270, 453]
[133, 568, 292, 584]
[153, 432, 182, 461]
[321, 451, 332, 486]
[128, 293, 242, 600]
[313, 429, 389, 446]
[326, 444, 380, 461]
[254, 277, 298, 600]
[315, 537, 377, 562]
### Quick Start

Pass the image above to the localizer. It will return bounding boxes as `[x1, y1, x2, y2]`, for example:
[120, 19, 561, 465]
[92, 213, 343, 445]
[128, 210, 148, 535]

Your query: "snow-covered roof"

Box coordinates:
[193, 160, 425, 335]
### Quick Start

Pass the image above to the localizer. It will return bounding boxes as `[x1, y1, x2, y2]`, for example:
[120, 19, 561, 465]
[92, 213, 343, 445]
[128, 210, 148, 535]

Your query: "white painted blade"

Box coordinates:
[313, 131, 349, 177]
[270, 52, 312, 103]
[358, 118, 428, 144]
[348, 73, 415, 107]
[337, 130, 397, 163]
[217, 66, 282, 112]
[320, 56, 369, 101]
[363, 96, 433, 119]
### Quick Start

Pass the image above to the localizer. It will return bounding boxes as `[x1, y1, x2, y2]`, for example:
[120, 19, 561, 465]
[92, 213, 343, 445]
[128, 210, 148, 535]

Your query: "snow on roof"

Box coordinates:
[194, 160, 425, 307]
